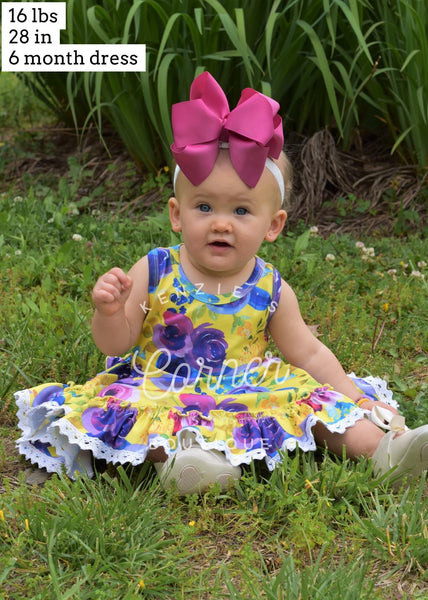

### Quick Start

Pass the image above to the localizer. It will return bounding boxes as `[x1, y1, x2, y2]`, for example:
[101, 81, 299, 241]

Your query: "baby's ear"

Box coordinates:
[168, 197, 182, 232]
[265, 209, 287, 242]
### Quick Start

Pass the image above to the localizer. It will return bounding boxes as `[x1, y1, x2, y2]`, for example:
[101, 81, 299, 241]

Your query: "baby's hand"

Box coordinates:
[92, 267, 133, 316]
[357, 398, 399, 415]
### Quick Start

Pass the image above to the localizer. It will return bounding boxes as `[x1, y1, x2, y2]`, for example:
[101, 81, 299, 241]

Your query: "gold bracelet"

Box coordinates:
[356, 397, 371, 407]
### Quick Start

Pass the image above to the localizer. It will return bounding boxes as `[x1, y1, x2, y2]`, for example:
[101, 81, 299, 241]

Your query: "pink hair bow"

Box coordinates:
[171, 72, 283, 188]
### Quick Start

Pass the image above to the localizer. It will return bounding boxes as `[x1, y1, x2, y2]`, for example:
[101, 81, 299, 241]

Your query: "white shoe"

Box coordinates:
[155, 440, 241, 495]
[24, 467, 52, 485]
[372, 424, 428, 483]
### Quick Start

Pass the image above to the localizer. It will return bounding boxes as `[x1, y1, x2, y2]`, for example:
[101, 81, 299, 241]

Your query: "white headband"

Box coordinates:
[173, 156, 285, 207]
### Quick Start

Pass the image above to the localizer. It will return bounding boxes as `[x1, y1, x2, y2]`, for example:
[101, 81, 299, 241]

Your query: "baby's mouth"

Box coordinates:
[210, 241, 232, 247]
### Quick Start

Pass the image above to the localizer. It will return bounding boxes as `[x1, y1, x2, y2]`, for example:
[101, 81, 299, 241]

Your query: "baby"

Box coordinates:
[16, 72, 428, 493]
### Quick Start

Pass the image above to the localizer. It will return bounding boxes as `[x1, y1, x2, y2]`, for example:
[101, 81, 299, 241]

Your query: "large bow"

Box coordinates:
[171, 72, 283, 188]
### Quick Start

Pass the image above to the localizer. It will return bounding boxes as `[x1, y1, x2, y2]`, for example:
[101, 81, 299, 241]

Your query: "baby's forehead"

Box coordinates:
[215, 147, 235, 166]
[175, 166, 282, 213]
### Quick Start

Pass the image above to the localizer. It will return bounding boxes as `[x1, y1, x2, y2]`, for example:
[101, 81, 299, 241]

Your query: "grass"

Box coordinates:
[0, 72, 427, 599]
[1, 172, 427, 599]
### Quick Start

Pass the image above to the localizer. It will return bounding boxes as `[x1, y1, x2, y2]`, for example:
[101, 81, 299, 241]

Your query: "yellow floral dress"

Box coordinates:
[15, 245, 395, 477]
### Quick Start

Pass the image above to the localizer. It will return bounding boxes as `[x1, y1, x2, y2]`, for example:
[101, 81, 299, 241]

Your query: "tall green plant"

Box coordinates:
[70, 0, 385, 170]
[17, 0, 428, 171]
[367, 0, 428, 167]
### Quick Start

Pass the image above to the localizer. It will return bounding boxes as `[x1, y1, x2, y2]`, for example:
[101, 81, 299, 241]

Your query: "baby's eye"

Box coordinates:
[198, 203, 211, 213]
[235, 207, 248, 216]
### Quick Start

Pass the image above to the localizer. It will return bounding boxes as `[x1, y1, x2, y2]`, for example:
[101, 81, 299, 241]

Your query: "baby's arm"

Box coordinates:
[91, 256, 149, 356]
[268, 279, 397, 412]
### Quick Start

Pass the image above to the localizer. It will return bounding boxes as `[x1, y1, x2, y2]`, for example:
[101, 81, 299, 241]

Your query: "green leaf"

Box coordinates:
[297, 19, 343, 136]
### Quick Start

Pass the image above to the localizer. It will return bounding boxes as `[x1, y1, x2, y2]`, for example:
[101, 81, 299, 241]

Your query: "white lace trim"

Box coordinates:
[173, 407, 366, 471]
[15, 389, 93, 478]
[17, 440, 66, 473]
[348, 372, 398, 408]
[13, 377, 386, 474]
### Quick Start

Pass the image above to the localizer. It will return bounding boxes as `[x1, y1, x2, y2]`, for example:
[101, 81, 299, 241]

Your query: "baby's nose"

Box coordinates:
[211, 216, 232, 232]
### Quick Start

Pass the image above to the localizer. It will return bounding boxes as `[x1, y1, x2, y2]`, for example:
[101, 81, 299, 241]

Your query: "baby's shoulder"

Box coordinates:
[128, 254, 149, 280]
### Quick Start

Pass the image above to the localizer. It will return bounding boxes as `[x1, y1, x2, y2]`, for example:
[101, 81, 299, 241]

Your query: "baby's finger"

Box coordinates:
[92, 275, 122, 303]
[93, 287, 117, 304]
[109, 267, 132, 288]
[92, 282, 121, 305]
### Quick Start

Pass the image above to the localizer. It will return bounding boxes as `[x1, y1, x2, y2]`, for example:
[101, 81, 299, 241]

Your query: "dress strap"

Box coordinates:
[148, 247, 175, 293]
[267, 267, 282, 323]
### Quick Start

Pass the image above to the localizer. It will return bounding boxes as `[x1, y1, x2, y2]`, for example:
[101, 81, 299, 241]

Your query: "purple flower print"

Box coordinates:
[148, 247, 172, 292]
[97, 382, 141, 403]
[33, 385, 65, 407]
[216, 397, 249, 413]
[82, 398, 137, 449]
[168, 409, 214, 435]
[189, 323, 228, 373]
[349, 376, 378, 402]
[106, 355, 126, 370]
[233, 413, 263, 450]
[233, 414, 289, 456]
[170, 277, 193, 307]
[178, 393, 217, 416]
[153, 310, 229, 376]
[177, 393, 249, 416]
[297, 386, 342, 412]
[105, 356, 134, 380]
[31, 440, 54, 455]
[153, 310, 194, 357]
[259, 417, 287, 455]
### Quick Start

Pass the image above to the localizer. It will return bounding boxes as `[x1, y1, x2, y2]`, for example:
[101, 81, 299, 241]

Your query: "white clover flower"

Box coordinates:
[355, 241, 365, 249]
[417, 260, 427, 269]
[325, 253, 335, 262]
[387, 269, 397, 277]
[47, 217, 54, 224]
[72, 234, 83, 242]
[310, 226, 319, 237]
[410, 270, 423, 278]
[15, 249, 22, 255]
[13, 196, 23, 203]
[363, 246, 375, 257]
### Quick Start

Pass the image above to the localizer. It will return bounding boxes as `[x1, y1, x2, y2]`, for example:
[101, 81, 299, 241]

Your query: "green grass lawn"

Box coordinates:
[0, 179, 427, 599]
[0, 72, 427, 599]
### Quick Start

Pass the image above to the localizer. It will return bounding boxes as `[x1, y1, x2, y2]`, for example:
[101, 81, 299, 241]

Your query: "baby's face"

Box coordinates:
[169, 152, 287, 282]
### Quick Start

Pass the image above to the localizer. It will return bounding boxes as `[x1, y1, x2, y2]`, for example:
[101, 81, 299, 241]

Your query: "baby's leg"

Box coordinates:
[313, 419, 384, 459]
[313, 418, 428, 483]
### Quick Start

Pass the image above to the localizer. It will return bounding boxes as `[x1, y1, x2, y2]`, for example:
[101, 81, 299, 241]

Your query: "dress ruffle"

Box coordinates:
[15, 372, 396, 477]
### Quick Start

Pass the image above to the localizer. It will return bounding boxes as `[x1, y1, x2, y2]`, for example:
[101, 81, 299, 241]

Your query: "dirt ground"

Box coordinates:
[2, 124, 427, 235]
